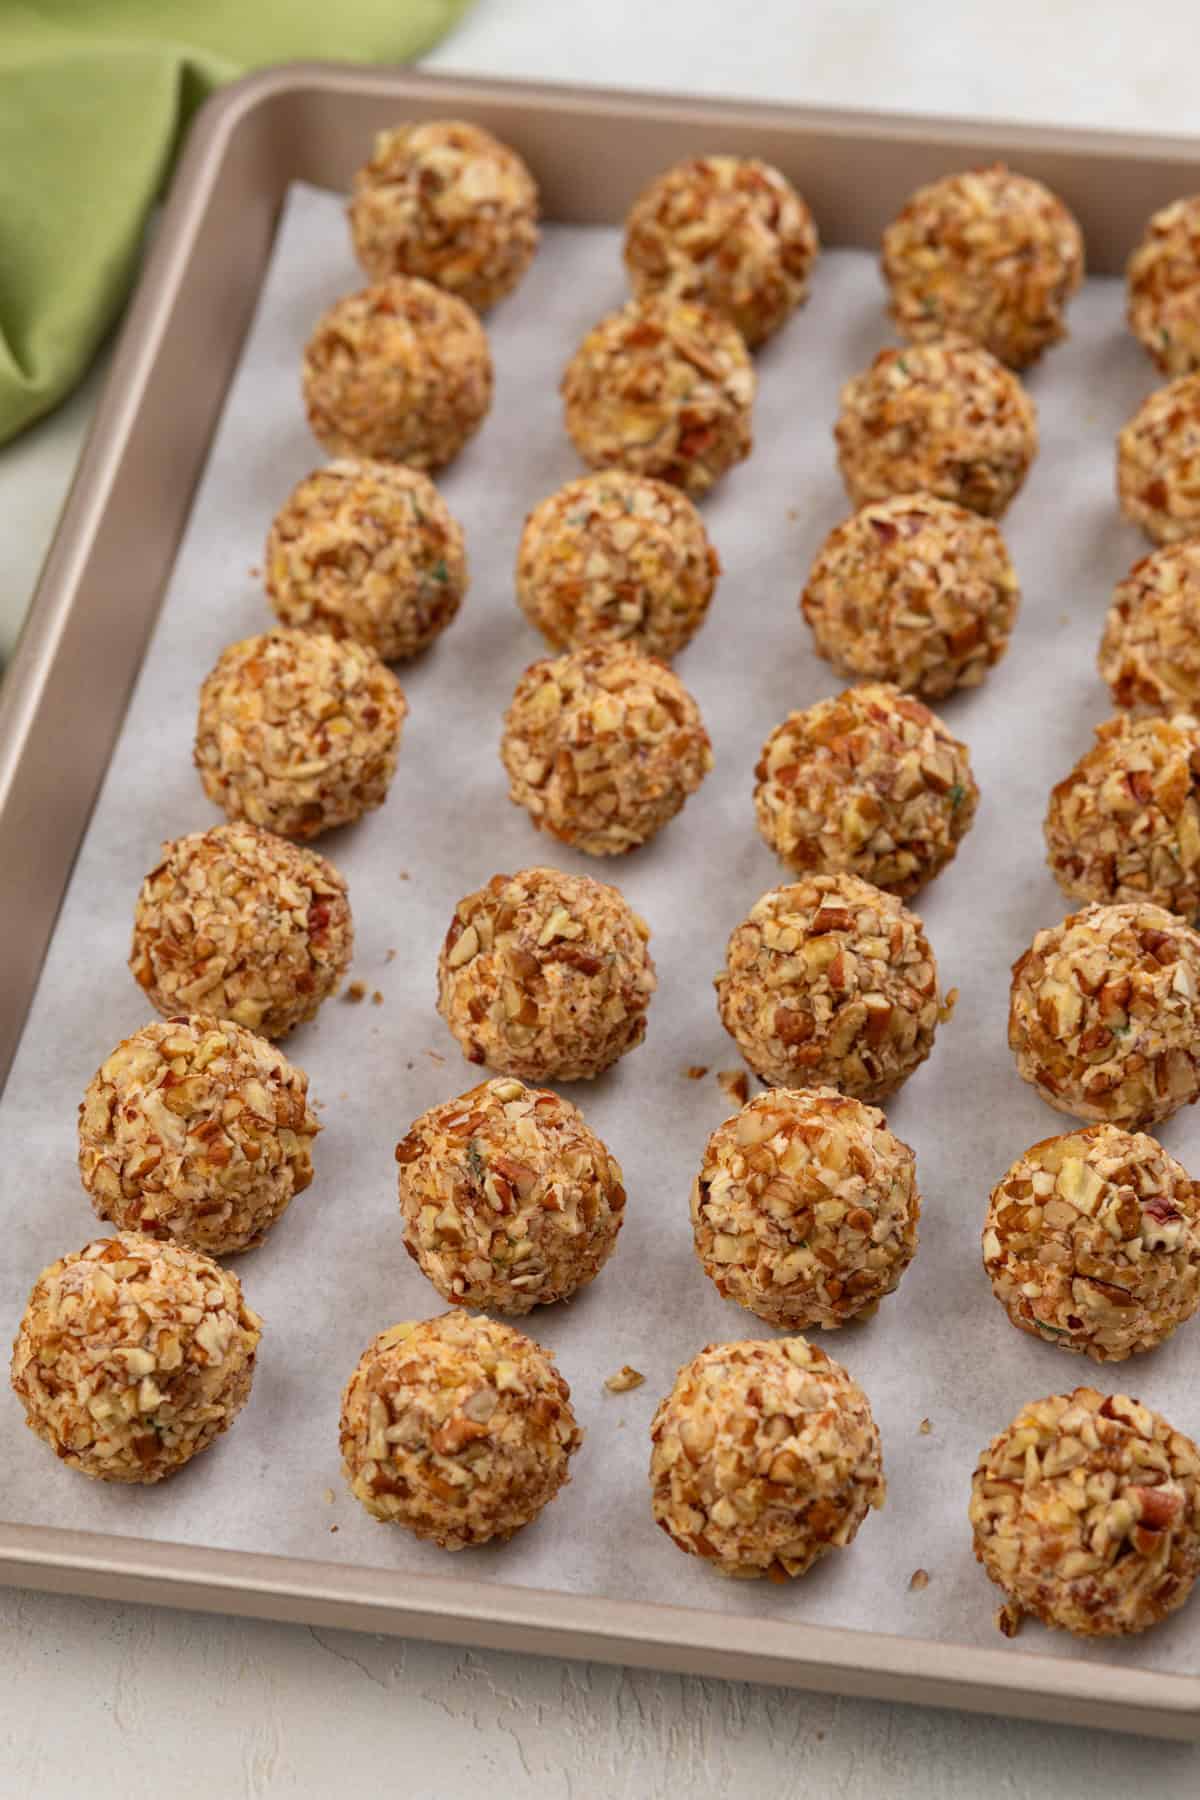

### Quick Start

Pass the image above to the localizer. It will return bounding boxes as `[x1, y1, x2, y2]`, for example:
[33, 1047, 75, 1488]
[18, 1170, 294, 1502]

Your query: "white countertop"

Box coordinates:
[4, 2, 1200, 1792]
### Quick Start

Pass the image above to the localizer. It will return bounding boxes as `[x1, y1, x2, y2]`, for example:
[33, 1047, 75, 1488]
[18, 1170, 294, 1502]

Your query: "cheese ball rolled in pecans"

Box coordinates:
[715, 873, 941, 1102]
[396, 1077, 625, 1313]
[623, 154, 819, 349]
[348, 120, 538, 311]
[1044, 714, 1200, 916]
[339, 1310, 581, 1547]
[265, 461, 468, 662]
[1099, 542, 1200, 712]
[881, 165, 1083, 370]
[835, 342, 1037, 519]
[501, 644, 712, 856]
[79, 1016, 319, 1257]
[969, 1388, 1200, 1637]
[561, 295, 754, 498]
[437, 867, 656, 1081]
[194, 629, 406, 840]
[10, 1233, 261, 1484]
[129, 823, 352, 1039]
[515, 471, 719, 660]
[1127, 195, 1200, 377]
[754, 683, 978, 896]
[1008, 901, 1200, 1128]
[1117, 372, 1200, 545]
[649, 1336, 885, 1580]
[983, 1125, 1200, 1361]
[801, 495, 1020, 698]
[302, 277, 492, 469]
[691, 1087, 920, 1330]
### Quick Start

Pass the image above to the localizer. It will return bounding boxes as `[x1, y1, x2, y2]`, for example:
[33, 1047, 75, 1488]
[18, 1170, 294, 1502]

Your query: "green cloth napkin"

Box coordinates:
[0, 1, 474, 443]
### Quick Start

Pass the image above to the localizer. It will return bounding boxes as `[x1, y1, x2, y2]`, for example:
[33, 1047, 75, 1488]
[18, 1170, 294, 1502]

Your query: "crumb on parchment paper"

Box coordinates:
[717, 1069, 749, 1106]
[345, 980, 367, 1004]
[604, 1365, 645, 1393]
[909, 1568, 930, 1591]
[919, 1417, 933, 1435]
[683, 1064, 708, 1080]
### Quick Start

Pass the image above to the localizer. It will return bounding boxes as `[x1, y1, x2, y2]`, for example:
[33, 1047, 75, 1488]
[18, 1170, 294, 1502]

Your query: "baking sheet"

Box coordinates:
[1, 179, 1195, 1675]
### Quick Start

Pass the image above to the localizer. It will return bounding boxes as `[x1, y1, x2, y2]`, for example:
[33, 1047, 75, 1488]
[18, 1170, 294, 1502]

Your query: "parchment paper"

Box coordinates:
[2, 181, 1197, 1673]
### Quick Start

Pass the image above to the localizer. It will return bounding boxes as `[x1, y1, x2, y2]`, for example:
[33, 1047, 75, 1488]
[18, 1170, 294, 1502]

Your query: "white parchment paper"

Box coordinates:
[3, 181, 1197, 1675]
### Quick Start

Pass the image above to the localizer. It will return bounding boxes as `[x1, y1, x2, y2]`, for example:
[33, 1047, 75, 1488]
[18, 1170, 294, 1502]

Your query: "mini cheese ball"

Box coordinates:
[715, 872, 941, 1102]
[882, 165, 1084, 370]
[348, 120, 538, 311]
[969, 1388, 1200, 1637]
[339, 1310, 581, 1547]
[1127, 195, 1200, 377]
[983, 1125, 1200, 1362]
[130, 823, 352, 1039]
[195, 629, 406, 840]
[302, 277, 492, 470]
[1045, 713, 1200, 917]
[501, 644, 713, 856]
[623, 155, 819, 349]
[1008, 901, 1200, 1128]
[754, 684, 978, 897]
[561, 295, 754, 498]
[79, 1016, 319, 1257]
[649, 1336, 885, 1580]
[692, 1087, 920, 1330]
[1099, 542, 1200, 712]
[801, 495, 1020, 698]
[1117, 372, 1200, 545]
[437, 866, 656, 1081]
[515, 471, 719, 660]
[835, 342, 1037, 519]
[10, 1233, 261, 1484]
[265, 461, 468, 662]
[395, 1077, 625, 1313]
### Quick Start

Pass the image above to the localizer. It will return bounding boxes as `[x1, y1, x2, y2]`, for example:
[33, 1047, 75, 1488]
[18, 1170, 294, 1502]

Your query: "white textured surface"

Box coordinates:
[4, 0, 1200, 1790]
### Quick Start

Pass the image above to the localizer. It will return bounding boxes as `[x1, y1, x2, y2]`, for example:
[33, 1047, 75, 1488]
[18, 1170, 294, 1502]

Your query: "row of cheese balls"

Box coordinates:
[122, 798, 1200, 1168]
[308, 123, 1200, 564]
[830, 526, 1200, 930]
[73, 889, 1200, 1373]
[125, 828, 944, 1113]
[344, 119, 1200, 381]
[264, 449, 1026, 700]
[437, 859, 1200, 1157]
[228, 457, 1200, 903]
[205, 488, 1006, 898]
[254, 453, 1002, 870]
[226, 454, 1007, 875]
[9, 1231, 1199, 1641]
[365, 1066, 1200, 1371]
[104, 836, 926, 1257]
[254, 416, 1200, 876]
[332, 123, 1200, 514]
[311, 129, 1031, 504]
